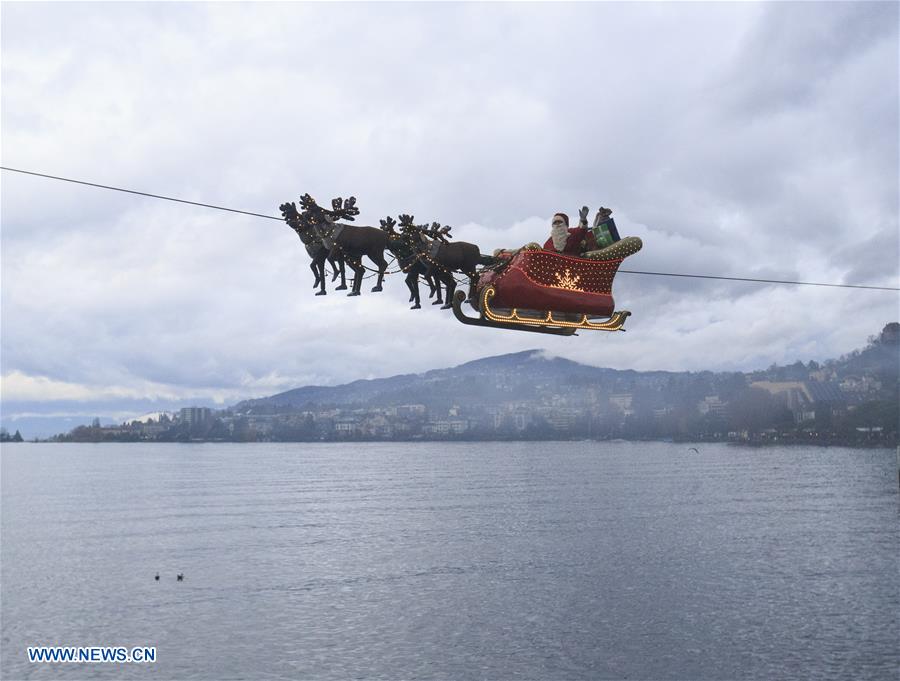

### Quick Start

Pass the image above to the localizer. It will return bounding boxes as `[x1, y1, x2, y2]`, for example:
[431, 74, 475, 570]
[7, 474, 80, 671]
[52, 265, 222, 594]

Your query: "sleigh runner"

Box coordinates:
[452, 243, 641, 335]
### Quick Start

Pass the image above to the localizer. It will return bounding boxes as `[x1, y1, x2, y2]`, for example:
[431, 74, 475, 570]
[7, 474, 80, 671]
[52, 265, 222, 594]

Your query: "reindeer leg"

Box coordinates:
[329, 247, 348, 291]
[315, 260, 327, 295]
[432, 276, 444, 304]
[348, 258, 363, 296]
[329, 256, 340, 282]
[422, 267, 442, 304]
[370, 251, 387, 292]
[312, 254, 328, 295]
[441, 276, 456, 309]
[406, 272, 421, 309]
[371, 270, 385, 292]
[336, 257, 347, 290]
[310, 261, 321, 290]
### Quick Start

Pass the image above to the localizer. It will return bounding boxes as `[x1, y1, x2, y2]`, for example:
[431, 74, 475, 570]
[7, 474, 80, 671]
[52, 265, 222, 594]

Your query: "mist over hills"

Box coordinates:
[12, 323, 898, 444]
[227, 324, 897, 445]
[233, 323, 899, 416]
[233, 350, 668, 413]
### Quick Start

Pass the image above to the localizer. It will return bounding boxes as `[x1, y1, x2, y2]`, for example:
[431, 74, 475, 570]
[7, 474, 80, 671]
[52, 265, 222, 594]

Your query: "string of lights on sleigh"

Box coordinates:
[281, 194, 643, 336]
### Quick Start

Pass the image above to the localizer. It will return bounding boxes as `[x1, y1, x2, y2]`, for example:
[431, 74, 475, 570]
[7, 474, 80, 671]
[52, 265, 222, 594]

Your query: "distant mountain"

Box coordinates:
[36, 323, 897, 444]
[233, 324, 899, 416]
[233, 349, 674, 413]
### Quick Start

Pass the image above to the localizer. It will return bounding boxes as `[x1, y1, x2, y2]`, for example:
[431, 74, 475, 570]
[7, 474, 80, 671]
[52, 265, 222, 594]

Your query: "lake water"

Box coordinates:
[1, 442, 897, 680]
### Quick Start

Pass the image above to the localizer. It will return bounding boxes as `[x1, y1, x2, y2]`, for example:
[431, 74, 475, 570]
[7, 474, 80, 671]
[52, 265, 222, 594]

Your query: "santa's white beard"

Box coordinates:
[551, 223, 568, 251]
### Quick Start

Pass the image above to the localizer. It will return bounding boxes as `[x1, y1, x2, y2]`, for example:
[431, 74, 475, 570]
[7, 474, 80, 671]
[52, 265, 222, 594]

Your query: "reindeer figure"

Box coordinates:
[300, 194, 390, 296]
[391, 215, 449, 308]
[379, 215, 437, 309]
[421, 222, 454, 305]
[279, 202, 347, 295]
[400, 216, 489, 309]
[378, 216, 416, 306]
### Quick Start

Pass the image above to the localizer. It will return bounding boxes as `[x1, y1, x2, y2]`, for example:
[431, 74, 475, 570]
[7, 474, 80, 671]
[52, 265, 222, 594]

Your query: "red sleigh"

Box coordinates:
[452, 243, 640, 335]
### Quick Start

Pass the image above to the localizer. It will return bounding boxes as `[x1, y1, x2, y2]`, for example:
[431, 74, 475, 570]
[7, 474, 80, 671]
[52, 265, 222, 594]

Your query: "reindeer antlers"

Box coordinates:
[297, 193, 360, 223]
[279, 201, 302, 224]
[420, 222, 452, 241]
[298, 193, 319, 213]
[279, 201, 306, 234]
[292, 195, 455, 235]
[329, 196, 359, 222]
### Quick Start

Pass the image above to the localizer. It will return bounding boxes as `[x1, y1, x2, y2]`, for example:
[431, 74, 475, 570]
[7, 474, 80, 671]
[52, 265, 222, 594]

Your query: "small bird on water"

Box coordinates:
[176, 573, 184, 581]
[154, 573, 160, 581]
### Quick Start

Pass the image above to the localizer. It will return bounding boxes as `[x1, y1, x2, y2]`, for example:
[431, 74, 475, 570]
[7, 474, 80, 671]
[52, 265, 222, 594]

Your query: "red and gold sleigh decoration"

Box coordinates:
[452, 245, 640, 335]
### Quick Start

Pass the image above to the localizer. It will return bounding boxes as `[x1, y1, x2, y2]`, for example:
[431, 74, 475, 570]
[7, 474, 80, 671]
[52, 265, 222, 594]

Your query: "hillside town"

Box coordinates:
[45, 323, 899, 447]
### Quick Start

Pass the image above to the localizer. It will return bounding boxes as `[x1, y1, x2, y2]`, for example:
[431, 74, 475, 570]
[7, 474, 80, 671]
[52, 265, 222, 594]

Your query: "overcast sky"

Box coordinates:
[2, 2, 898, 435]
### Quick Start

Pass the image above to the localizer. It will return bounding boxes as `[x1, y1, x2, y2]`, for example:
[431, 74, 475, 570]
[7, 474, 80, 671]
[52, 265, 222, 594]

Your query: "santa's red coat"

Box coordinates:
[543, 226, 597, 256]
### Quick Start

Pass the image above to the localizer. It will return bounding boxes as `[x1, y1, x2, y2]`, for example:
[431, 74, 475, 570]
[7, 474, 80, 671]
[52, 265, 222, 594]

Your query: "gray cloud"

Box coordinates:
[722, 2, 897, 116]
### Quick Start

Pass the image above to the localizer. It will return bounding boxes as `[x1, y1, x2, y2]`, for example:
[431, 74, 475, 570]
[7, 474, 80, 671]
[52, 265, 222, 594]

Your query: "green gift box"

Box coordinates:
[592, 217, 621, 248]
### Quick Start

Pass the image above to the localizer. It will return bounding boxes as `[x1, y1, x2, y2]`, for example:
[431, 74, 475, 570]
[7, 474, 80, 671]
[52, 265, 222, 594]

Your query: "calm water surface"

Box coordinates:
[1, 442, 897, 680]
